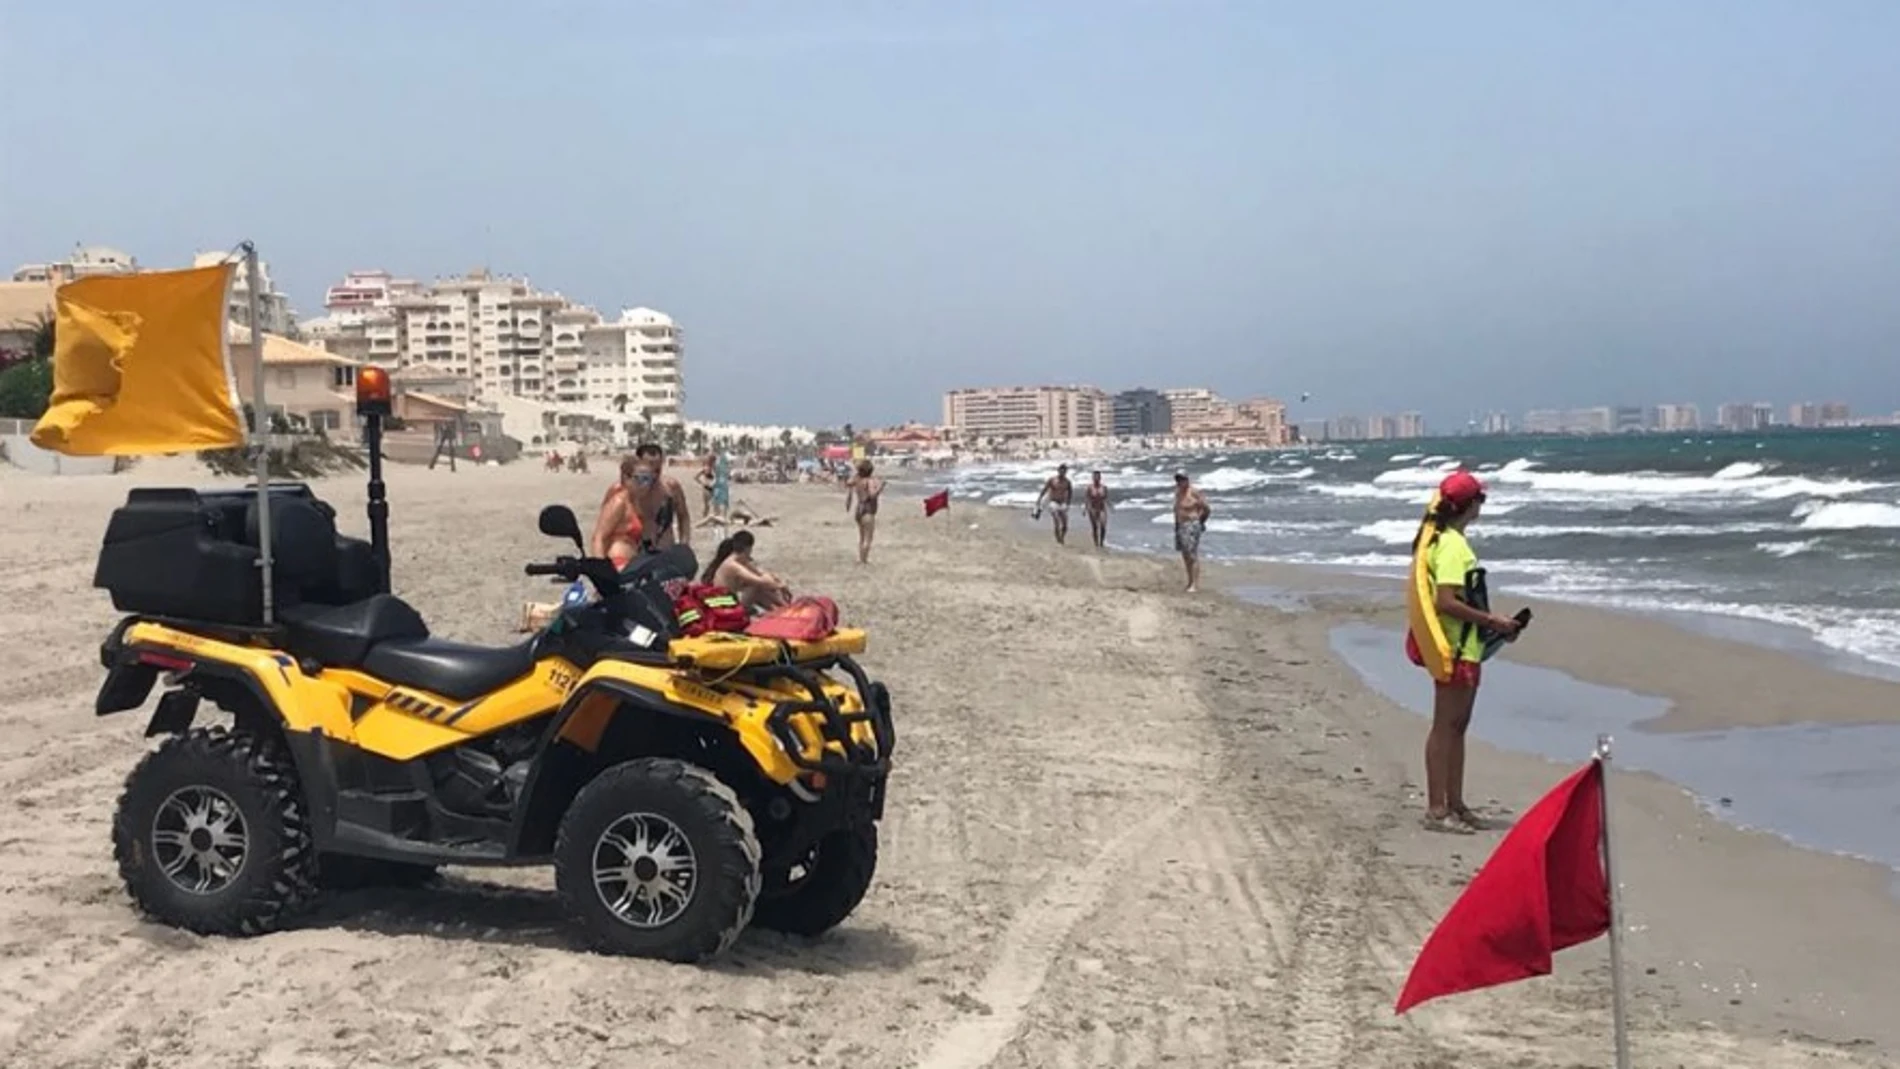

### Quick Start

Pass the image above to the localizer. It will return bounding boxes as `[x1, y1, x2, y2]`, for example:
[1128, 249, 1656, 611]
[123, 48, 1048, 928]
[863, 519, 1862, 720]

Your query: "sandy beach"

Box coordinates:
[0, 459, 1896, 1068]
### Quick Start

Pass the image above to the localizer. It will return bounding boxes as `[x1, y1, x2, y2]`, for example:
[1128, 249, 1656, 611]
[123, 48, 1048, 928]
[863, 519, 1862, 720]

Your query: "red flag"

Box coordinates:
[1395, 759, 1610, 1013]
[923, 490, 950, 517]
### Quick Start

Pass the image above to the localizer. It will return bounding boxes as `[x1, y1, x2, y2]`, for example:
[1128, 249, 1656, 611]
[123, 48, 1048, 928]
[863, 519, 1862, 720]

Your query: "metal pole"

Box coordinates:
[1595, 734, 1633, 1069]
[242, 241, 275, 625]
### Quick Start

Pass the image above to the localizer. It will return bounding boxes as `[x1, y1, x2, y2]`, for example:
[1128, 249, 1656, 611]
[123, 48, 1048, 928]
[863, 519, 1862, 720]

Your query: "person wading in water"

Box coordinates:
[1085, 470, 1110, 549]
[1034, 464, 1075, 545]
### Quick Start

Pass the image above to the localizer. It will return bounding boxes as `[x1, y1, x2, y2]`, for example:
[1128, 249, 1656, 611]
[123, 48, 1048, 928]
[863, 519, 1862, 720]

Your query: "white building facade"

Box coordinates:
[304, 268, 683, 420]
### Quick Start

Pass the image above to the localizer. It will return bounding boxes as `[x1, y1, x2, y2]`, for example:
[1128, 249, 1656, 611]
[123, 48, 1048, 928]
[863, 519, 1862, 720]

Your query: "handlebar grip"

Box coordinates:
[524, 563, 565, 577]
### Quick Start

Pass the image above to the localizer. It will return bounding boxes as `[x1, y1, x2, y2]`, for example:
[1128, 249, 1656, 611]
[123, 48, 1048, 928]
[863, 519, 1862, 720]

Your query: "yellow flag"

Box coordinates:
[30, 263, 245, 455]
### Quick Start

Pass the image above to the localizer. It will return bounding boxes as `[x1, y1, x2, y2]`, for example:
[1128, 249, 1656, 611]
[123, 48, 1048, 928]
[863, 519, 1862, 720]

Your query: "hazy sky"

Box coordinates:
[4, 1, 1898, 430]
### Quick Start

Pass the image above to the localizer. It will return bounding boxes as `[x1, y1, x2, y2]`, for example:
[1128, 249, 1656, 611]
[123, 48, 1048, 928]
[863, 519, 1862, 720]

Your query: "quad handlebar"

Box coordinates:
[524, 555, 625, 594]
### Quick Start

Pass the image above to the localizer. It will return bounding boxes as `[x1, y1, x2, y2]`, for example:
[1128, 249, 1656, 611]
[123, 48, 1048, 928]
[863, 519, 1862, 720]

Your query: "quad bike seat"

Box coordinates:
[280, 594, 535, 700]
[279, 595, 429, 667]
[360, 638, 537, 702]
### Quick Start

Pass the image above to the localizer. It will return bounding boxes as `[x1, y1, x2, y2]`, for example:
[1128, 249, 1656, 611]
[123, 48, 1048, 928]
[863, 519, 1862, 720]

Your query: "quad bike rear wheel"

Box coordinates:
[112, 726, 318, 936]
[553, 758, 762, 962]
[752, 824, 879, 937]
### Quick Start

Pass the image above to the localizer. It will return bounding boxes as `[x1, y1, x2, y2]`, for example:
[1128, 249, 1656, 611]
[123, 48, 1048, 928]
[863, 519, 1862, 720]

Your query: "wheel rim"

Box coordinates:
[151, 786, 249, 895]
[592, 812, 698, 929]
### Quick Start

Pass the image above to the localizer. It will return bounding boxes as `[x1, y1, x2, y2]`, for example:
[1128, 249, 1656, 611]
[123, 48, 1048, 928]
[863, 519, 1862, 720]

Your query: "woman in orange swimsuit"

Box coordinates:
[592, 457, 647, 570]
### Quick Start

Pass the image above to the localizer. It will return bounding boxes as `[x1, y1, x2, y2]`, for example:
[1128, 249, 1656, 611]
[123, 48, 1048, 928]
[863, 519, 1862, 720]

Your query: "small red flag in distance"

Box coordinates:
[924, 490, 950, 517]
[1395, 759, 1611, 1013]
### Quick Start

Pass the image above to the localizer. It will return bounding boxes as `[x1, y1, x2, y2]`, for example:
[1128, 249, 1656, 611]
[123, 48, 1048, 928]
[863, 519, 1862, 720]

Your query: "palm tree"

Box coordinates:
[612, 393, 629, 414]
[28, 311, 53, 362]
[688, 427, 707, 453]
[778, 428, 794, 450]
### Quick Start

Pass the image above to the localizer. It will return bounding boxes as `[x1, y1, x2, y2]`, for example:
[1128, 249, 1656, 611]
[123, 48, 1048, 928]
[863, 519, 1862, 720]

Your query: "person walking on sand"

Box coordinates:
[1408, 470, 1522, 835]
[1085, 470, 1111, 549]
[1172, 471, 1210, 592]
[1034, 464, 1075, 545]
[844, 459, 883, 564]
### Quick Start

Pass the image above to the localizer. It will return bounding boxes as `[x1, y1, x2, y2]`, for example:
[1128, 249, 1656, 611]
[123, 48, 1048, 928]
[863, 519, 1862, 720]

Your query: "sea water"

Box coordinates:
[949, 429, 1900, 677]
[1329, 622, 1900, 882]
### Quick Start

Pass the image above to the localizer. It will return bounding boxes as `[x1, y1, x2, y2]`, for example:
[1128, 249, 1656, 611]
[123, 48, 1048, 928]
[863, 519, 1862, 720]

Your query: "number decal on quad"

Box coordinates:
[548, 665, 578, 693]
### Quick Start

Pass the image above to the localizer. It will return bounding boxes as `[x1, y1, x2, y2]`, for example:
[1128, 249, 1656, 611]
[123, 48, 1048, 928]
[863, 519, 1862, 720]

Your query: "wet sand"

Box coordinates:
[0, 461, 1894, 1068]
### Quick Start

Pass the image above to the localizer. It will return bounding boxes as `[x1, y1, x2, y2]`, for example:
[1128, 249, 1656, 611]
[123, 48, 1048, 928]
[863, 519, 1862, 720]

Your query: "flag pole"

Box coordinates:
[241, 241, 276, 626]
[1594, 733, 1632, 1069]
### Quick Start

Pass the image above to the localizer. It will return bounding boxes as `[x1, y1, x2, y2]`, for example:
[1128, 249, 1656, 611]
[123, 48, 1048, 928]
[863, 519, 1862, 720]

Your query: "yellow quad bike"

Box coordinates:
[87, 395, 892, 964]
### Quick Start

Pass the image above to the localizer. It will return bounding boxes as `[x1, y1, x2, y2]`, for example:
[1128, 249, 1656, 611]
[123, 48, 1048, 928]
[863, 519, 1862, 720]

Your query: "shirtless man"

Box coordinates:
[1172, 471, 1211, 593]
[1084, 470, 1110, 549]
[1034, 464, 1075, 546]
[599, 442, 692, 552]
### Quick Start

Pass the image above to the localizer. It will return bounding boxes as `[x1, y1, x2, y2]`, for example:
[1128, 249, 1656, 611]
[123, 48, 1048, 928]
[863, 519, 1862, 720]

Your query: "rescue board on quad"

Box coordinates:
[85, 375, 893, 963]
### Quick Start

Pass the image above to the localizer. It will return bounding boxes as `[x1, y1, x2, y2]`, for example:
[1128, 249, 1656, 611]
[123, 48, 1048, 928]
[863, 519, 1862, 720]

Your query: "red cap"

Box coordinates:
[1438, 469, 1486, 506]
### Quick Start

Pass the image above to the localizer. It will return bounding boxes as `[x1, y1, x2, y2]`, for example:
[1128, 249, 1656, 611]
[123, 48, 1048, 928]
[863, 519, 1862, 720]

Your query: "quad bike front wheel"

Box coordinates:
[752, 824, 879, 937]
[553, 758, 762, 962]
[112, 726, 318, 936]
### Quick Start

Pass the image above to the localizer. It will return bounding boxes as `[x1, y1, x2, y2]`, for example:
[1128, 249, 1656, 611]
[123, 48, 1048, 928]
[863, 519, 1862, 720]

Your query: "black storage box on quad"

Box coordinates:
[93, 484, 379, 625]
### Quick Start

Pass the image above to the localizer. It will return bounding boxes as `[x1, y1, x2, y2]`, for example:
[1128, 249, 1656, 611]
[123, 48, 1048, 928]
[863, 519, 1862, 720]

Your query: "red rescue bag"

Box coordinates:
[744, 596, 840, 642]
[673, 582, 748, 637]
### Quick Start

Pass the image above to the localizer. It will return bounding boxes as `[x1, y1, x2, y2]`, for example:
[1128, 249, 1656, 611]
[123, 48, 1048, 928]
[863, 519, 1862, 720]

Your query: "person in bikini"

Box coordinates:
[1172, 471, 1210, 592]
[1084, 470, 1110, 549]
[703, 529, 792, 612]
[591, 456, 649, 570]
[844, 459, 883, 564]
[1034, 464, 1074, 545]
[598, 442, 692, 552]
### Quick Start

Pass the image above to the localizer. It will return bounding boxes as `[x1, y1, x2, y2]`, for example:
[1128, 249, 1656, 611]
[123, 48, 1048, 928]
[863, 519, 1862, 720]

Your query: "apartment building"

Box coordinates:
[942, 385, 1114, 440]
[1717, 403, 1775, 432]
[11, 244, 139, 283]
[1651, 403, 1701, 432]
[304, 268, 683, 419]
[1112, 389, 1173, 437]
[190, 251, 296, 336]
[1162, 388, 1222, 430]
[1788, 402, 1850, 428]
[572, 307, 685, 423]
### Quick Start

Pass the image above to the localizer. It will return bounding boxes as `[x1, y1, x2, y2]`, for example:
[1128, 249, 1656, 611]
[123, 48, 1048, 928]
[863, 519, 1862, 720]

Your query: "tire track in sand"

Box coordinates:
[0, 939, 168, 1064]
[1270, 821, 1382, 1067]
[910, 598, 1197, 1069]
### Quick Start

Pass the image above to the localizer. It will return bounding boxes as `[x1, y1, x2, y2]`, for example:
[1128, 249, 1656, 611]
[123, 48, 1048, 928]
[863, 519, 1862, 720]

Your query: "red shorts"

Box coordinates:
[1404, 633, 1481, 688]
[1441, 659, 1482, 689]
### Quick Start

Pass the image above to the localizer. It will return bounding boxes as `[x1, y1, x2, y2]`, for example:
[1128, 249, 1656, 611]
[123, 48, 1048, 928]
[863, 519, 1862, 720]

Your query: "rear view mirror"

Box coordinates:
[538, 505, 585, 550]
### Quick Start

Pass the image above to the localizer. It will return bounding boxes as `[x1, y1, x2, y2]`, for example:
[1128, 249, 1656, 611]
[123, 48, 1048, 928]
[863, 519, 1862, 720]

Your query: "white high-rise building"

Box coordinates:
[306, 268, 683, 415]
[191, 251, 296, 336]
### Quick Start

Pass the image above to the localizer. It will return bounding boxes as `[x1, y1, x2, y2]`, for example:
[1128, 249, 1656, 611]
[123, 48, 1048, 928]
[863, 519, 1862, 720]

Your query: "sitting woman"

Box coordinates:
[702, 530, 792, 612]
[591, 457, 647, 571]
